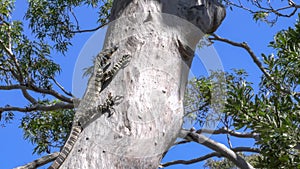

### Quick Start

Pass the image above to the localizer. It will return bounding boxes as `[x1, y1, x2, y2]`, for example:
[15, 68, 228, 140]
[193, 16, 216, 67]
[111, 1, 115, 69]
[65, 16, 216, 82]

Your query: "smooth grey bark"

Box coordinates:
[61, 0, 226, 168]
[180, 130, 255, 169]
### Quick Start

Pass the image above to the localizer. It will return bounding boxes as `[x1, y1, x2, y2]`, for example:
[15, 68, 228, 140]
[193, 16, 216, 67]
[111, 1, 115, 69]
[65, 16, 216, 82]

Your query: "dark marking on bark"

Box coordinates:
[143, 11, 153, 23]
[123, 111, 132, 132]
[177, 39, 194, 63]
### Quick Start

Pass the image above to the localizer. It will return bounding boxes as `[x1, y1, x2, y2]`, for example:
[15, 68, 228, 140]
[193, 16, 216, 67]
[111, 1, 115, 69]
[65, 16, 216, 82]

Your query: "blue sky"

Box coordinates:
[0, 1, 298, 169]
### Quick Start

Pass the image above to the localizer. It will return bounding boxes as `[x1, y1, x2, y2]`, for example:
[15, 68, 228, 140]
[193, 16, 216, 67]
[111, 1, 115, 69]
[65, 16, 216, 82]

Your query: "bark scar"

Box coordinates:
[177, 39, 194, 62]
[123, 111, 132, 133]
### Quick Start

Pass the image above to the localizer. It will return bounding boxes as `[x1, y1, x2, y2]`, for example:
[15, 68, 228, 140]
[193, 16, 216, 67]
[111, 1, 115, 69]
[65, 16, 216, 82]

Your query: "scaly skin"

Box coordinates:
[48, 46, 131, 169]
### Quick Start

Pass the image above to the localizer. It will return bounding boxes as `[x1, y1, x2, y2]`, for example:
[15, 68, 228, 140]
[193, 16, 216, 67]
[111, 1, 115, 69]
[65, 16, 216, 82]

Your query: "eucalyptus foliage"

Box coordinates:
[20, 100, 74, 154]
[190, 14, 300, 168]
[0, 0, 299, 168]
[0, 0, 112, 155]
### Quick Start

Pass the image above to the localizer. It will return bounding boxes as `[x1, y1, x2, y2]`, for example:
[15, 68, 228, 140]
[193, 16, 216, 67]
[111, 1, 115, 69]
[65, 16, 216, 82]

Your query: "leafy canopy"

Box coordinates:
[188, 14, 300, 168]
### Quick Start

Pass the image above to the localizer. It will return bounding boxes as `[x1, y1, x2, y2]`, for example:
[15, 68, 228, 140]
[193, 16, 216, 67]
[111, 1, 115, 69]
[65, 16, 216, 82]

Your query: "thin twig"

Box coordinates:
[224, 116, 233, 149]
[69, 6, 80, 30]
[38, 70, 73, 97]
[161, 152, 220, 167]
[50, 77, 74, 97]
[69, 22, 108, 33]
[224, 0, 299, 18]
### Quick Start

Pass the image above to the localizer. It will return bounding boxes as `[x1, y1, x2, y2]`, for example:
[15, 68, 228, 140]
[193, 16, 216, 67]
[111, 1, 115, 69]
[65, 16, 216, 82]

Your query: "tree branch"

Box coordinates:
[224, 0, 299, 18]
[196, 127, 258, 139]
[0, 32, 13, 57]
[0, 102, 74, 113]
[161, 146, 259, 167]
[0, 36, 39, 104]
[14, 152, 59, 169]
[20, 88, 38, 104]
[3, 40, 25, 83]
[69, 23, 108, 34]
[209, 33, 298, 96]
[253, 0, 299, 18]
[161, 152, 220, 167]
[50, 77, 73, 97]
[29, 83, 73, 103]
[179, 130, 255, 169]
[37, 71, 74, 97]
[0, 84, 73, 103]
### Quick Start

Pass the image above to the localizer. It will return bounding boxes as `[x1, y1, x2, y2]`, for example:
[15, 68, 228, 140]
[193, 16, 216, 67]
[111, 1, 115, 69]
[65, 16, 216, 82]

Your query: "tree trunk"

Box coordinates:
[61, 0, 225, 168]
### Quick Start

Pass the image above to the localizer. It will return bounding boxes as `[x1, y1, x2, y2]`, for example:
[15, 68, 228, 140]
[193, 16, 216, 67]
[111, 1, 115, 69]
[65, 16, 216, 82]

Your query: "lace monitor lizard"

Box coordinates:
[48, 46, 131, 169]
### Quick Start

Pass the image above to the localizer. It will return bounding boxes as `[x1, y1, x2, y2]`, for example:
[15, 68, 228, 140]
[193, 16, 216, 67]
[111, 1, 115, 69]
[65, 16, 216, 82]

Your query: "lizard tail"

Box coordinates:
[48, 125, 82, 169]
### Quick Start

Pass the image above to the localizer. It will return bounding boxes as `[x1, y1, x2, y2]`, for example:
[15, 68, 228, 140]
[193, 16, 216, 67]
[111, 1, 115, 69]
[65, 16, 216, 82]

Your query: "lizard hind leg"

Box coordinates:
[77, 93, 117, 129]
[97, 93, 116, 117]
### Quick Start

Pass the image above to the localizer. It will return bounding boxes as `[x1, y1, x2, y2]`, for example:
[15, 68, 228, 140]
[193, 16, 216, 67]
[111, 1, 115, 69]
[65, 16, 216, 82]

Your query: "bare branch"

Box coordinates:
[175, 127, 259, 147]
[161, 152, 220, 167]
[174, 140, 190, 145]
[14, 152, 59, 169]
[180, 130, 255, 169]
[0, 39, 13, 57]
[0, 84, 73, 103]
[224, 0, 299, 18]
[224, 115, 233, 148]
[6, 44, 24, 83]
[161, 146, 259, 167]
[253, 1, 299, 18]
[20, 88, 37, 104]
[50, 77, 73, 97]
[69, 23, 108, 34]
[209, 34, 299, 96]
[68, 6, 80, 30]
[0, 102, 74, 113]
[224, 0, 255, 14]
[232, 147, 260, 153]
[196, 127, 258, 139]
[0, 84, 24, 90]
[37, 71, 74, 97]
[210, 34, 269, 78]
[29, 83, 73, 103]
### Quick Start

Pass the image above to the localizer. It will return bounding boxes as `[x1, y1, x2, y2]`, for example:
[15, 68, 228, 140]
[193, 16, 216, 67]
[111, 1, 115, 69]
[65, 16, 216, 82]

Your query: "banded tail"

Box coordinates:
[48, 95, 116, 169]
[48, 125, 82, 169]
